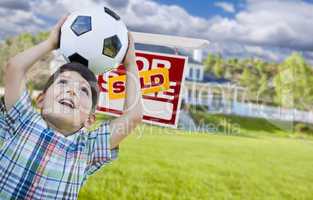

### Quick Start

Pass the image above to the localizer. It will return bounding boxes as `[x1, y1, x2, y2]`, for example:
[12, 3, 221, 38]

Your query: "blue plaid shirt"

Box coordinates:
[0, 90, 118, 200]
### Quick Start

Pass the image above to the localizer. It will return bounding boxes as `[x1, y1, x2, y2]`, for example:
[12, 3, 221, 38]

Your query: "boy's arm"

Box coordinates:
[109, 33, 143, 149]
[4, 16, 67, 111]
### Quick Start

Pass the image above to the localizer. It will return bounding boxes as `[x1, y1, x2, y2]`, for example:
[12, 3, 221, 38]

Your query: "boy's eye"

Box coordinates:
[58, 79, 68, 84]
[81, 87, 89, 96]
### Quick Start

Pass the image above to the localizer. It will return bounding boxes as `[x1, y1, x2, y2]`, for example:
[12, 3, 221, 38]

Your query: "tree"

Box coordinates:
[213, 57, 224, 78]
[204, 53, 217, 73]
[257, 74, 271, 104]
[0, 32, 50, 89]
[274, 52, 313, 110]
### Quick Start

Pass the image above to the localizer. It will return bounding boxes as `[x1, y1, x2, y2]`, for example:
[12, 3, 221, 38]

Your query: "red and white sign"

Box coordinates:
[97, 50, 187, 128]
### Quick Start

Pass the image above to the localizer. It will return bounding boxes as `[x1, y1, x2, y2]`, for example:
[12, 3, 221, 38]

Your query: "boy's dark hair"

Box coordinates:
[43, 62, 99, 111]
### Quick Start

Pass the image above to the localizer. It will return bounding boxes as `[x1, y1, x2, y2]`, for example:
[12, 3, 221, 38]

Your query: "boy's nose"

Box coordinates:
[67, 90, 76, 96]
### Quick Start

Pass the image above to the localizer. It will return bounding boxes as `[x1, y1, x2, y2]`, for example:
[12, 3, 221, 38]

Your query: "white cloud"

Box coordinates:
[0, 0, 313, 63]
[208, 0, 313, 51]
[0, 0, 30, 11]
[205, 41, 289, 62]
[214, 2, 235, 13]
[244, 45, 279, 61]
[123, 0, 210, 38]
[0, 7, 46, 39]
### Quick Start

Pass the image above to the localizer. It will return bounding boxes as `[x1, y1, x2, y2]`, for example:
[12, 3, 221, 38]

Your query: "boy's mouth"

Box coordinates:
[59, 99, 75, 109]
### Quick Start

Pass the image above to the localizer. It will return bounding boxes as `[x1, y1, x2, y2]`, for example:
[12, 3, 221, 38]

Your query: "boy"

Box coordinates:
[0, 16, 143, 200]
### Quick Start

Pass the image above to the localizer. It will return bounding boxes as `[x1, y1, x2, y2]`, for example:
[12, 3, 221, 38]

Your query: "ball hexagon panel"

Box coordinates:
[71, 16, 92, 36]
[68, 53, 89, 66]
[102, 35, 122, 58]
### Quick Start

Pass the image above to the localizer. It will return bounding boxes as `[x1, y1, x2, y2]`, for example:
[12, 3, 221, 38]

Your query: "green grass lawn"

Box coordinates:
[190, 110, 313, 138]
[78, 124, 313, 200]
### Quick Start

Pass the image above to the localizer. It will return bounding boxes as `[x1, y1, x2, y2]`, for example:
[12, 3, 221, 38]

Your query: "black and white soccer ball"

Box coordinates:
[60, 7, 128, 74]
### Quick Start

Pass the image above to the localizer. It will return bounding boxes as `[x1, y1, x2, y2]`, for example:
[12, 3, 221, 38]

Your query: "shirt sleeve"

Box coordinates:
[85, 121, 119, 176]
[0, 90, 35, 142]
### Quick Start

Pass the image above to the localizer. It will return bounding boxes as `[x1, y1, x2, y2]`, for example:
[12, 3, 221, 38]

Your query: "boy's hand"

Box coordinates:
[47, 15, 68, 50]
[123, 32, 136, 67]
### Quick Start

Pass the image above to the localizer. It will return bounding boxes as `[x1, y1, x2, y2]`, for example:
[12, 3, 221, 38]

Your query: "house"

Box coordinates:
[182, 49, 246, 112]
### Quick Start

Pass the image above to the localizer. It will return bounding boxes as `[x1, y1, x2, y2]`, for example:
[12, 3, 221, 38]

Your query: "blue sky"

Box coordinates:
[158, 0, 313, 18]
[157, 0, 239, 18]
[1, 0, 313, 63]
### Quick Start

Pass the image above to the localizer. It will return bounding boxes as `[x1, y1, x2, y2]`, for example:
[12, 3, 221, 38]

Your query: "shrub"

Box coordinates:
[294, 123, 313, 135]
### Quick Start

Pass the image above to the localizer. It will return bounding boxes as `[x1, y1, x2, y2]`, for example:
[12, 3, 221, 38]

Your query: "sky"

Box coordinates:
[1, 0, 313, 63]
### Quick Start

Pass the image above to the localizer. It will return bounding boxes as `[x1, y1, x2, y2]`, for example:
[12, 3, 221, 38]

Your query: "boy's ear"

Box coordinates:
[83, 113, 96, 128]
[36, 92, 45, 109]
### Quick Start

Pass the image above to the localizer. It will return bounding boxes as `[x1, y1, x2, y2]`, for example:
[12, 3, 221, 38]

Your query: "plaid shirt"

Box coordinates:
[0, 90, 118, 200]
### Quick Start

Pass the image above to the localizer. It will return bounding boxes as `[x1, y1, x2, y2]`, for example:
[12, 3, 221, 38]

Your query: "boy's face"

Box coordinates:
[38, 71, 94, 135]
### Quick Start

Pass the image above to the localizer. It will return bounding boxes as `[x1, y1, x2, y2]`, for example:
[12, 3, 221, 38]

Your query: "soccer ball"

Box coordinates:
[60, 7, 129, 74]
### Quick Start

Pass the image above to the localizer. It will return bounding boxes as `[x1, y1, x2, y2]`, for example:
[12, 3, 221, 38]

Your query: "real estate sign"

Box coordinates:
[97, 50, 187, 128]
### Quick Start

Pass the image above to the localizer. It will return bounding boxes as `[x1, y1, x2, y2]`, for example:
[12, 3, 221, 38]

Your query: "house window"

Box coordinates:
[195, 90, 199, 104]
[212, 92, 222, 109]
[189, 68, 193, 79]
[188, 89, 192, 101]
[196, 69, 200, 80]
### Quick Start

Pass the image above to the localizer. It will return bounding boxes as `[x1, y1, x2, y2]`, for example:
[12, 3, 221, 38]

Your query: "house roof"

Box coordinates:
[203, 74, 230, 84]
